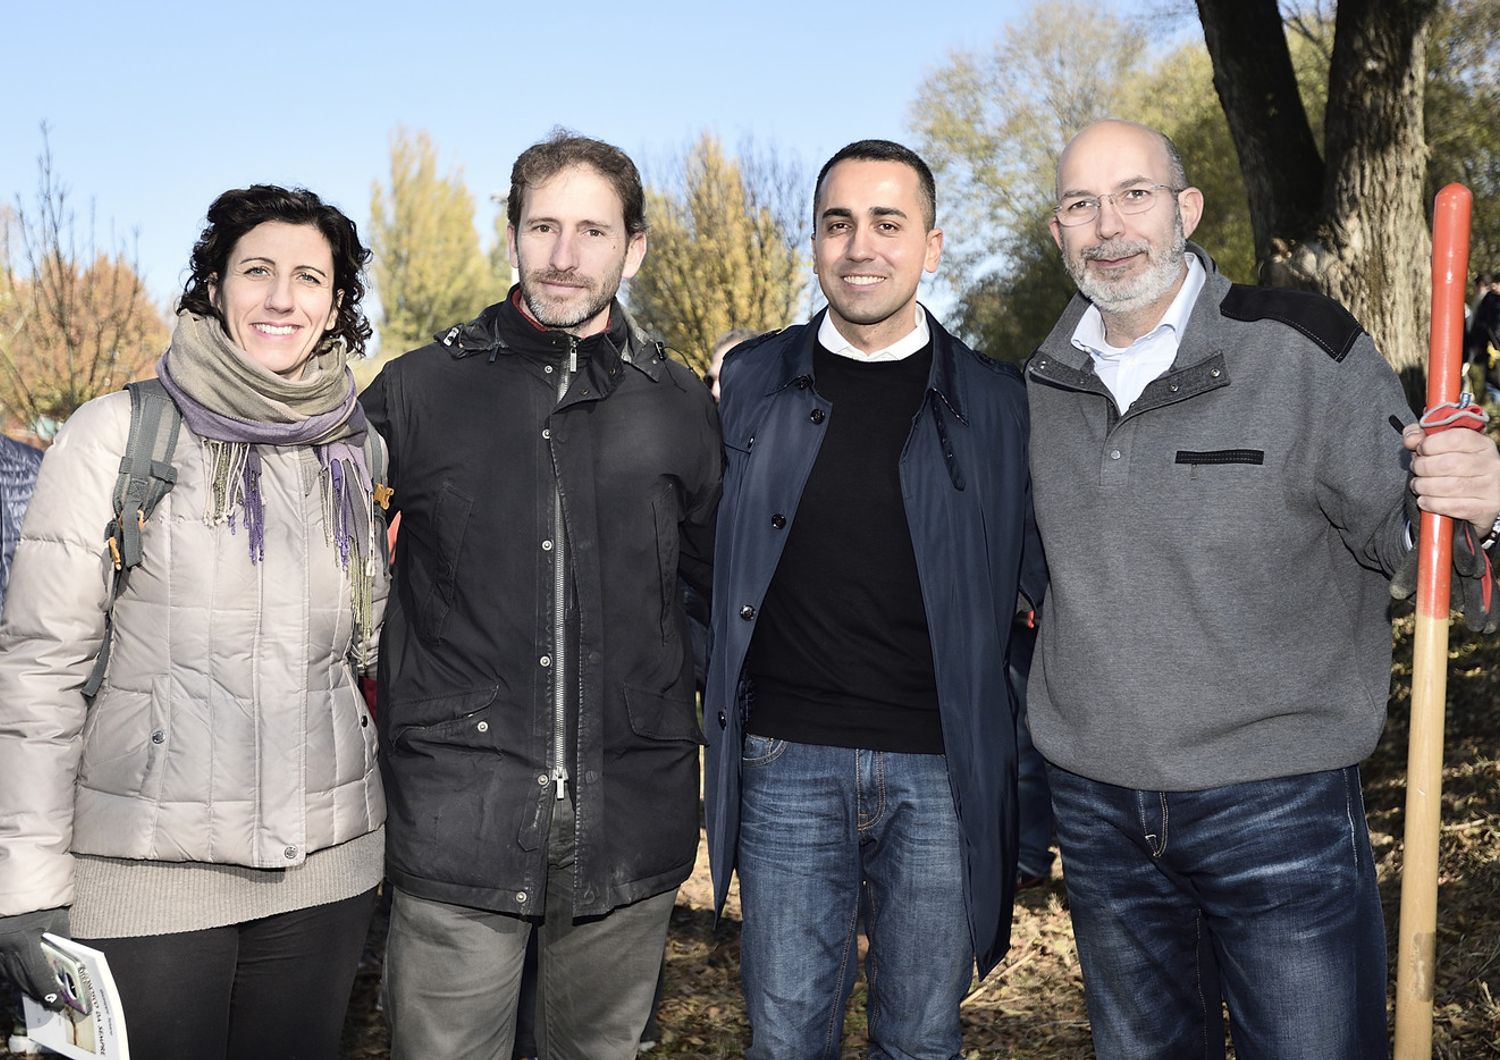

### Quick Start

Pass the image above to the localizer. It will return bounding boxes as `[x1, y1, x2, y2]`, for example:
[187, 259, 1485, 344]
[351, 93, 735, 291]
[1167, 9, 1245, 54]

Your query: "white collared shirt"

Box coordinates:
[1070, 254, 1206, 412]
[818, 304, 930, 362]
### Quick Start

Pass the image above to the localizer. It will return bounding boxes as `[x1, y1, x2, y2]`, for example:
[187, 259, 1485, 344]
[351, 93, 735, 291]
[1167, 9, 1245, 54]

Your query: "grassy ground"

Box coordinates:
[4, 615, 1498, 1059]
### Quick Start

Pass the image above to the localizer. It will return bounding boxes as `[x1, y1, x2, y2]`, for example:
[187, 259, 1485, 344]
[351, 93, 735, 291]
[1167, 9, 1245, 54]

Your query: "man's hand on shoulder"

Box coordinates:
[1403, 422, 1500, 537]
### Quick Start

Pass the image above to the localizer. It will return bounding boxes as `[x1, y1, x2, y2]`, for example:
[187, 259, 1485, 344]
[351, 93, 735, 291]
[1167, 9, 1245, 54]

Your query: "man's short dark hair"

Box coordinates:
[813, 140, 937, 231]
[507, 129, 647, 236]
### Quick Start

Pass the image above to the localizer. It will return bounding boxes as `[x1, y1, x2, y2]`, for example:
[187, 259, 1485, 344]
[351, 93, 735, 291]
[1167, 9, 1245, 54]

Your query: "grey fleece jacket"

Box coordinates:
[1025, 245, 1412, 791]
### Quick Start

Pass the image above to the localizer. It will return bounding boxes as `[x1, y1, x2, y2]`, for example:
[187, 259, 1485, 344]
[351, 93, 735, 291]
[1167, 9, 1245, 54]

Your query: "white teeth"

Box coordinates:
[845, 276, 883, 286]
[253, 324, 296, 335]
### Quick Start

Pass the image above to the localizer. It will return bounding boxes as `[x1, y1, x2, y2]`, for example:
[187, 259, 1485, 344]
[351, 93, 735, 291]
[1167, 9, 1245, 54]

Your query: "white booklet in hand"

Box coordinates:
[20, 933, 130, 1059]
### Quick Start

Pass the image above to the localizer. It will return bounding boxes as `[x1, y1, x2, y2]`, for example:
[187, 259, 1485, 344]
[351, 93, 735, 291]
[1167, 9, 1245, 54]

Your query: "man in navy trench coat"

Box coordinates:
[702, 139, 1047, 1058]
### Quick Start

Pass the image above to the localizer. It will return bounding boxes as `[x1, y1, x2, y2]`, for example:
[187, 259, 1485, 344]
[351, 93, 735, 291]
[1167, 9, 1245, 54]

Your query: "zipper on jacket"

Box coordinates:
[550, 336, 577, 801]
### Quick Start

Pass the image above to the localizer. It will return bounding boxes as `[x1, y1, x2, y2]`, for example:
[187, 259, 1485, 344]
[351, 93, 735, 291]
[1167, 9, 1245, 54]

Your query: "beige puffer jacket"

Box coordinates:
[0, 391, 387, 917]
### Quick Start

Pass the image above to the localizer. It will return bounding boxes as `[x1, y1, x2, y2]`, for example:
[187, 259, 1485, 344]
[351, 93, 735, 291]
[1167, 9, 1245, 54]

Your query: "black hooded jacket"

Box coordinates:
[361, 291, 721, 915]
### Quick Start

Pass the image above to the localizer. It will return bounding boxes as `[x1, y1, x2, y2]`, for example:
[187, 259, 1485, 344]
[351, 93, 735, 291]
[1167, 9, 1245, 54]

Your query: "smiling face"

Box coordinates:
[507, 163, 647, 337]
[1049, 121, 1203, 331]
[210, 221, 339, 379]
[812, 159, 943, 353]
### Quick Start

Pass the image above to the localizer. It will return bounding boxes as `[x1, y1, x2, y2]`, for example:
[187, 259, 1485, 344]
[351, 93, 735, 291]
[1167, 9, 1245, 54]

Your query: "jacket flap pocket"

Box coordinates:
[390, 685, 500, 730]
[624, 684, 706, 744]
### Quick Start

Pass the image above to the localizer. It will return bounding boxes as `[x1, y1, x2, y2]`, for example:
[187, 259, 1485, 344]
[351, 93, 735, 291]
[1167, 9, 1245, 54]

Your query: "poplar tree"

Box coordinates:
[628, 135, 805, 372]
[369, 128, 498, 356]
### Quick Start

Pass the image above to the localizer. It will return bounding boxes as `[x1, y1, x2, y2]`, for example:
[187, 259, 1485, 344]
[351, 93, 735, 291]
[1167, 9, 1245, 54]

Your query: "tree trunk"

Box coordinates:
[1196, 0, 1440, 373]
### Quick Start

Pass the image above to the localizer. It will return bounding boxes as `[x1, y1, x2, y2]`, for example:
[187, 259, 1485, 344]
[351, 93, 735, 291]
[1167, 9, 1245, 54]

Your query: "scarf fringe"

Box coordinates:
[203, 437, 379, 652]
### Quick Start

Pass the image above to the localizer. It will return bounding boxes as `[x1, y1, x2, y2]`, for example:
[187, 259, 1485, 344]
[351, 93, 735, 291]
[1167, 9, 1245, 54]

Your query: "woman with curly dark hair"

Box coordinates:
[0, 185, 388, 1059]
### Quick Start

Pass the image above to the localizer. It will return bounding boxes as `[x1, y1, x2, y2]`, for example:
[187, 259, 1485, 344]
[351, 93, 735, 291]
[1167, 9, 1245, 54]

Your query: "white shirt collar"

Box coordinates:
[1070, 253, 1205, 361]
[818, 304, 930, 362]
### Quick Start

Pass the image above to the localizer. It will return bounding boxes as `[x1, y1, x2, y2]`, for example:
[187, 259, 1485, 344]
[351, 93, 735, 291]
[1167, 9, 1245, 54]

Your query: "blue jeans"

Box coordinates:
[737, 737, 973, 1059]
[1048, 764, 1388, 1060]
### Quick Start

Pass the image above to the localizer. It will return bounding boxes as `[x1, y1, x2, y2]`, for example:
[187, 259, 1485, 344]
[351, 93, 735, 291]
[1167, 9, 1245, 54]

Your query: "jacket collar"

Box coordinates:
[770, 305, 968, 424]
[438, 287, 667, 384]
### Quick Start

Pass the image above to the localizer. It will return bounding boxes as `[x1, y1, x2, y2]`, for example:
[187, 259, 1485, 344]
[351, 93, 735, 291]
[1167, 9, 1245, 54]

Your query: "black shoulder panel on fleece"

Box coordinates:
[1219, 284, 1365, 363]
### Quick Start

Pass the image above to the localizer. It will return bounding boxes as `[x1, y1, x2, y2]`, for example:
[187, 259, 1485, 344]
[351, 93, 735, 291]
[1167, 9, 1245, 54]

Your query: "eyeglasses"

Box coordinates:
[1054, 184, 1181, 227]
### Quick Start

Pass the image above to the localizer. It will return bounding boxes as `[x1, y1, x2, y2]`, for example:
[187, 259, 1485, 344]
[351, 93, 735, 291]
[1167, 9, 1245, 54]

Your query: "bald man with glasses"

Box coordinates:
[1024, 119, 1500, 1059]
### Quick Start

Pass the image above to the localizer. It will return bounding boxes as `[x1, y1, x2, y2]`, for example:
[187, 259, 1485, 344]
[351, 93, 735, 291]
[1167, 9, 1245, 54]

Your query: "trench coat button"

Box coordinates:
[283, 845, 298, 860]
[771, 513, 786, 529]
[739, 604, 756, 621]
[476, 720, 489, 733]
[150, 729, 165, 744]
[718, 711, 727, 729]
[516, 891, 528, 903]
[809, 408, 826, 424]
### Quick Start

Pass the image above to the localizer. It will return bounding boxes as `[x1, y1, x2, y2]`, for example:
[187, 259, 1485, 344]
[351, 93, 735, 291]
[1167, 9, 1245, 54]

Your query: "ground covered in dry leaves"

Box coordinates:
[3, 617, 1497, 1059]
[339, 613, 1500, 1059]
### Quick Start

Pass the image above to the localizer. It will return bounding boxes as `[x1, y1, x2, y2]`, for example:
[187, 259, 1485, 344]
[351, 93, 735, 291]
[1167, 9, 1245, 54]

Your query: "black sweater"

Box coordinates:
[745, 340, 943, 754]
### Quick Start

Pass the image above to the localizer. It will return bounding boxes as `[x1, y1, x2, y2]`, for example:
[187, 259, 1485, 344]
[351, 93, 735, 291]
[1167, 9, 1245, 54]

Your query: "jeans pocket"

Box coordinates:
[741, 733, 787, 767]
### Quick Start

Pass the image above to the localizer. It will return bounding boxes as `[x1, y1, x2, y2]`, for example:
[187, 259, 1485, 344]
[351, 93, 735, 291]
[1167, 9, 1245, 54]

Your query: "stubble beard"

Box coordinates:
[518, 266, 622, 332]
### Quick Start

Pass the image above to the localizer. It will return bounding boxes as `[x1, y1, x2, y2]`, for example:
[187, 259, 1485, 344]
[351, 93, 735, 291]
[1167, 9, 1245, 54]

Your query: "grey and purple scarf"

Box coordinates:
[156, 311, 378, 644]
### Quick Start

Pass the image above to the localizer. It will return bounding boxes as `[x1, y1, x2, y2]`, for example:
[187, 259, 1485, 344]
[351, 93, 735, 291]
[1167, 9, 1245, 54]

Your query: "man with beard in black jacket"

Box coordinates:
[361, 131, 721, 1060]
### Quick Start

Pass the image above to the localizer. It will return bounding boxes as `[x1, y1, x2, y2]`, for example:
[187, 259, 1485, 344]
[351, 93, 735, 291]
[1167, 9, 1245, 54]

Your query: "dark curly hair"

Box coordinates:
[507, 129, 647, 236]
[179, 185, 373, 356]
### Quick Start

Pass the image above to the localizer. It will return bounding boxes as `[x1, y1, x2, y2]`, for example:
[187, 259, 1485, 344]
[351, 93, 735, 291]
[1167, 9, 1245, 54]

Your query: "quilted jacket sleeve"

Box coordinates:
[0, 395, 127, 915]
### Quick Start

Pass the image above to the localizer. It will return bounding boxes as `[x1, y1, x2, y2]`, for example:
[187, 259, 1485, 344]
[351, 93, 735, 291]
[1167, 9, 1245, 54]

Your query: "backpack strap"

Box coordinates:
[83, 379, 183, 699]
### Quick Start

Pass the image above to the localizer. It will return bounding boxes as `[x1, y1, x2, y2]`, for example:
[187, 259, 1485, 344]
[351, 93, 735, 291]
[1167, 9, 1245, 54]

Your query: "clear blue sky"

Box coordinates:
[2, 0, 1153, 308]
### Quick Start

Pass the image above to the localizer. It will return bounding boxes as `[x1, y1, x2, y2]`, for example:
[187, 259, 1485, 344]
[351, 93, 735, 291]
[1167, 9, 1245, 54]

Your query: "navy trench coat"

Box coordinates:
[703, 309, 1047, 976]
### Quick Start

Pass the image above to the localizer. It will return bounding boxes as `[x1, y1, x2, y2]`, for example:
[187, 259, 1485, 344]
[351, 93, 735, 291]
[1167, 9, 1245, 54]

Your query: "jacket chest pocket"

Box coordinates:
[408, 483, 474, 644]
[1175, 448, 1265, 480]
[651, 483, 682, 643]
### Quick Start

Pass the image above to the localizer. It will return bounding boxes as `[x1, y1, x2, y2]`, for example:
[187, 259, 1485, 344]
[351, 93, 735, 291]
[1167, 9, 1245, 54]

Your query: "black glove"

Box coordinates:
[0, 907, 71, 1011]
[1391, 493, 1500, 634]
[1452, 522, 1498, 634]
